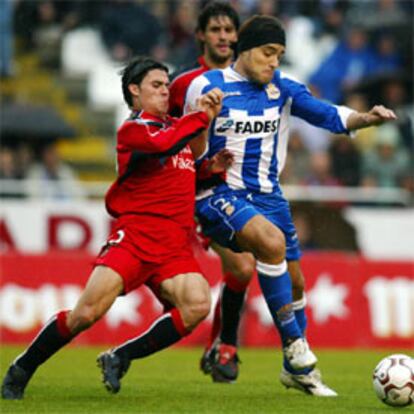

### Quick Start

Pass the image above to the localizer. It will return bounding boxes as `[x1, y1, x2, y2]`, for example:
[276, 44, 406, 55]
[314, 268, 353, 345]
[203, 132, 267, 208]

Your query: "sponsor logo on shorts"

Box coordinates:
[213, 198, 236, 216]
[225, 205, 235, 216]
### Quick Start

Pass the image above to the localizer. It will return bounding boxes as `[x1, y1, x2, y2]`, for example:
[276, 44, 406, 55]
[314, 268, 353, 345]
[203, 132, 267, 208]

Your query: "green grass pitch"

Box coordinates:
[0, 346, 411, 413]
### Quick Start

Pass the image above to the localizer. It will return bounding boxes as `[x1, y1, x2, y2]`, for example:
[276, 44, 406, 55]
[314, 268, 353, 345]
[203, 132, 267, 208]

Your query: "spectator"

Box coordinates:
[361, 124, 411, 189]
[380, 78, 413, 152]
[15, 143, 34, 178]
[25, 142, 85, 200]
[345, 93, 378, 154]
[370, 33, 402, 74]
[279, 130, 310, 185]
[168, 0, 198, 66]
[309, 26, 376, 103]
[293, 212, 319, 251]
[0, 147, 26, 198]
[0, 0, 13, 78]
[329, 135, 361, 187]
[99, 0, 164, 62]
[346, 0, 410, 32]
[305, 152, 341, 187]
[0, 147, 22, 180]
[290, 116, 331, 153]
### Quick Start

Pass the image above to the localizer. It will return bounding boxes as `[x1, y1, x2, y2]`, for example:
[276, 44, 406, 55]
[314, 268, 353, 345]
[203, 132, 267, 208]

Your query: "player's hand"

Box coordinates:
[197, 88, 223, 121]
[364, 105, 397, 125]
[347, 105, 397, 130]
[208, 148, 234, 173]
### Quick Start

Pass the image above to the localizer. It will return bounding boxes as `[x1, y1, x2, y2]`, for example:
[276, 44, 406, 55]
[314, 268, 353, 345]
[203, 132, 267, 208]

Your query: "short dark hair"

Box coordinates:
[196, 1, 240, 33]
[121, 56, 168, 107]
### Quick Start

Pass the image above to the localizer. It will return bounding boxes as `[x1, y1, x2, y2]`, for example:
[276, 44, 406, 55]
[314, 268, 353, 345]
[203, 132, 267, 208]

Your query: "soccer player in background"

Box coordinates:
[185, 15, 397, 395]
[169, 1, 239, 117]
[1, 57, 227, 400]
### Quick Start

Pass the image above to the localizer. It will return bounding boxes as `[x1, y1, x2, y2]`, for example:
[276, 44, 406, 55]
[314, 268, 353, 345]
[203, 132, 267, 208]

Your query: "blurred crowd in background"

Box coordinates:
[0, 0, 413, 204]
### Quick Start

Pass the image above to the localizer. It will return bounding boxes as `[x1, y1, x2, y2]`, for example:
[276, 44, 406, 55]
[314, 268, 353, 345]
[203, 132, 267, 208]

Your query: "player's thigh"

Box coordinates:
[159, 272, 211, 310]
[71, 265, 124, 320]
[212, 242, 255, 281]
[236, 214, 286, 260]
[196, 192, 258, 252]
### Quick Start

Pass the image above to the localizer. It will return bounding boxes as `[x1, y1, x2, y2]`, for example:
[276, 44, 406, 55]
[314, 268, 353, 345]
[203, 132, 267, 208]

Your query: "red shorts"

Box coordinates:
[94, 215, 203, 295]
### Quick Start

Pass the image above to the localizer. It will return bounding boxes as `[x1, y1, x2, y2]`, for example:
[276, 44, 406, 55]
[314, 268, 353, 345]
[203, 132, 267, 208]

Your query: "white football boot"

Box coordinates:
[280, 368, 338, 397]
[283, 338, 317, 370]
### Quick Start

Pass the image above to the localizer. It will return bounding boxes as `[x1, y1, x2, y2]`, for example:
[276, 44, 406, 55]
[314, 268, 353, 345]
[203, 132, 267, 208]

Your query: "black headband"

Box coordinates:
[238, 21, 285, 53]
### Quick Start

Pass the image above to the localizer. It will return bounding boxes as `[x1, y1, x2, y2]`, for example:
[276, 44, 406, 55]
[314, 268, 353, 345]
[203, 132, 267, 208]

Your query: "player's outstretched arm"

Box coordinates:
[346, 105, 397, 131]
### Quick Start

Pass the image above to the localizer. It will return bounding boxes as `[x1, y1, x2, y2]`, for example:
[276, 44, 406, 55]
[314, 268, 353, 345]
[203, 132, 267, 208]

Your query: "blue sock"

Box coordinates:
[284, 296, 312, 375]
[293, 297, 307, 334]
[257, 261, 302, 347]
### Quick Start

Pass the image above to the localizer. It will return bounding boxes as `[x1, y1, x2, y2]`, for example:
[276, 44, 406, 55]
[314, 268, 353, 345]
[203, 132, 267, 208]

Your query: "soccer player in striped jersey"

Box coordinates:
[185, 15, 396, 395]
[170, 2, 339, 395]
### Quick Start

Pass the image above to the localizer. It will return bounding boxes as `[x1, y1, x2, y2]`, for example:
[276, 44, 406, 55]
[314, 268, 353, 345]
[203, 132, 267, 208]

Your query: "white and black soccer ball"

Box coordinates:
[373, 354, 414, 407]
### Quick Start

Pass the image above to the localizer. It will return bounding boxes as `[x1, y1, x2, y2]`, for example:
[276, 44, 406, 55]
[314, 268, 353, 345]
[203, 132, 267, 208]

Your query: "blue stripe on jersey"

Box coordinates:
[267, 131, 279, 187]
[243, 138, 263, 191]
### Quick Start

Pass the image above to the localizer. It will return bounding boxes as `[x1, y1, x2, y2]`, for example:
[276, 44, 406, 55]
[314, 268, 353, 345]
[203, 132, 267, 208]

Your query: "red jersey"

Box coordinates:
[105, 110, 209, 230]
[169, 56, 210, 117]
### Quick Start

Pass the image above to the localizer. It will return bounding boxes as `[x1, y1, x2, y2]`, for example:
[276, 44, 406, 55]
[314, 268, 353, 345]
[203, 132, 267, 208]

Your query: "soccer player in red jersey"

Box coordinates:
[1, 56, 226, 400]
[169, 1, 239, 118]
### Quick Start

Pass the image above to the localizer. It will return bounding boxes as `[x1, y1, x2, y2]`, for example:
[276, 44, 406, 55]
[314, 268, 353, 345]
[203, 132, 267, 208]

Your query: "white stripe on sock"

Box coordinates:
[113, 312, 171, 352]
[292, 295, 307, 311]
[256, 260, 287, 277]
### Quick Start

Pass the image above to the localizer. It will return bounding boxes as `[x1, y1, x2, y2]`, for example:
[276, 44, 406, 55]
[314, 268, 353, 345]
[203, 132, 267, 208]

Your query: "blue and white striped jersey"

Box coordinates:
[185, 66, 355, 195]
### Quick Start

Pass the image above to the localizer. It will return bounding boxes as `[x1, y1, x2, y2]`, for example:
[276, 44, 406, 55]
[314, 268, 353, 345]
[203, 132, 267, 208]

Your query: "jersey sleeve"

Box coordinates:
[282, 74, 355, 134]
[184, 75, 213, 115]
[168, 77, 185, 118]
[118, 112, 209, 155]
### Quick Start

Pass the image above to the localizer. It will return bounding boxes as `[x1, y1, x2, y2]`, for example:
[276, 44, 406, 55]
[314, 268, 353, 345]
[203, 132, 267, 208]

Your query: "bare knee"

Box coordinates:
[67, 306, 101, 334]
[160, 273, 211, 331]
[180, 294, 211, 331]
[224, 254, 255, 283]
[237, 217, 286, 263]
[255, 232, 286, 263]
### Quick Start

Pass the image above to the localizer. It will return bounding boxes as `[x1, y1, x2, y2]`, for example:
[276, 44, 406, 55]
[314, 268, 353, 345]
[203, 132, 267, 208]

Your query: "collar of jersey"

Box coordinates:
[227, 64, 249, 82]
[132, 110, 171, 126]
[198, 56, 210, 70]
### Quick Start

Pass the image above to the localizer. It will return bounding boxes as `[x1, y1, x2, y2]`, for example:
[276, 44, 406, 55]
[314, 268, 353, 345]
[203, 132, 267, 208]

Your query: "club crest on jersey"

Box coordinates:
[265, 83, 280, 100]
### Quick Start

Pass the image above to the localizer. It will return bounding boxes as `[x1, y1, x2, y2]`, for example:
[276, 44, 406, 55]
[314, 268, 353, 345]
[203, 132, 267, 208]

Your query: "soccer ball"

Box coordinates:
[373, 354, 414, 407]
